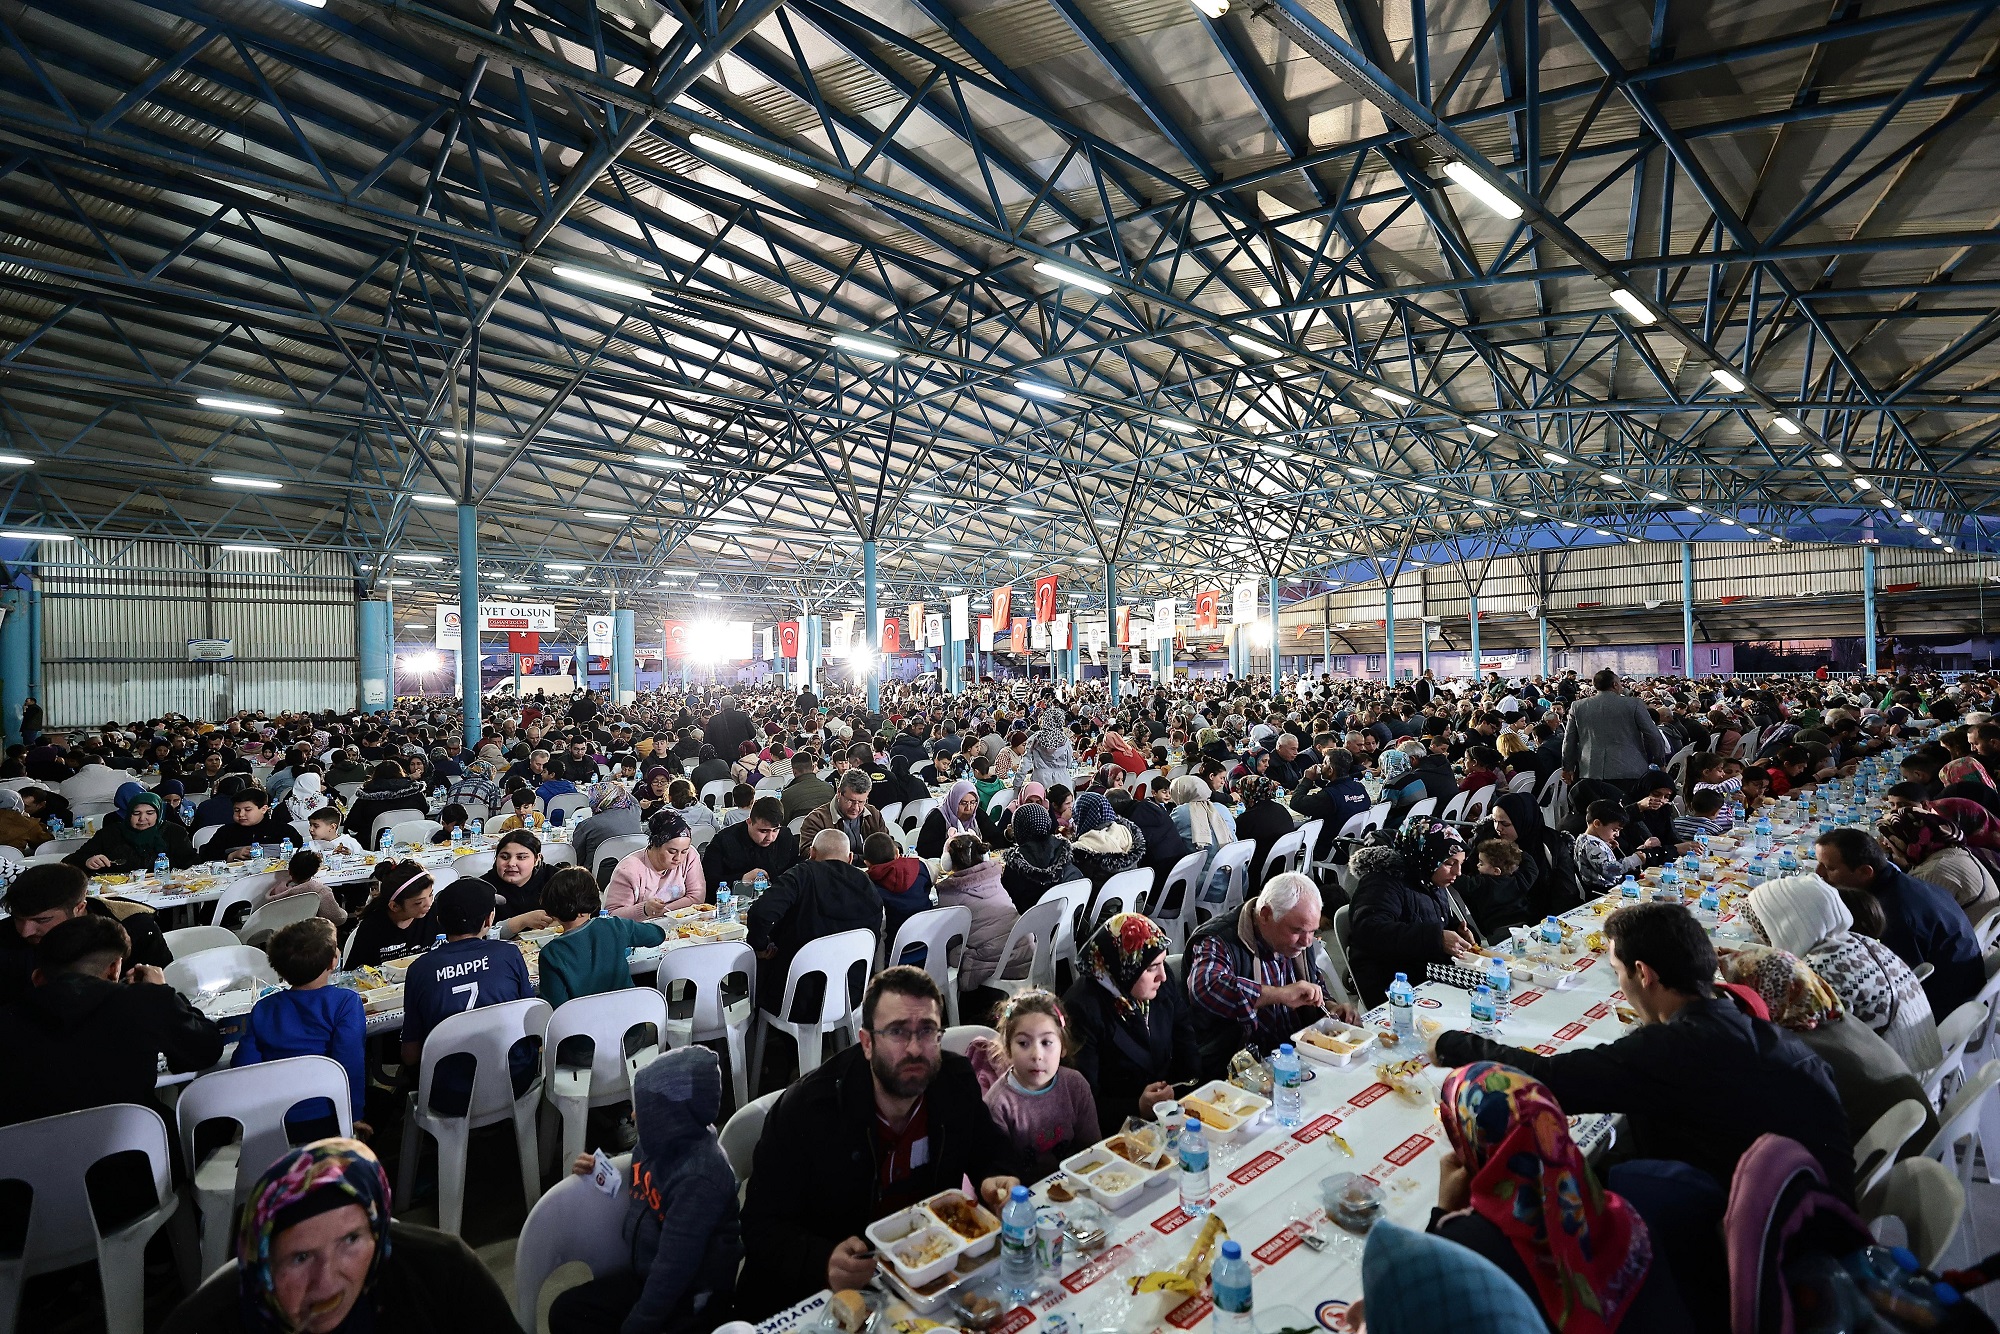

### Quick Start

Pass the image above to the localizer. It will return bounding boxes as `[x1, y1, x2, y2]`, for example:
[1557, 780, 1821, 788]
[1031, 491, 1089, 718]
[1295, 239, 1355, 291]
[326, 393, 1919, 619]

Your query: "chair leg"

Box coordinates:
[560, 1096, 585, 1171]
[514, 1098, 546, 1206]
[396, 1097, 422, 1206]
[195, 1186, 231, 1286]
[98, 1218, 166, 1334]
[726, 1023, 749, 1112]
[798, 1026, 822, 1076]
[748, 1017, 767, 1096]
[436, 1121, 470, 1236]
[945, 977, 961, 1028]
[0, 1255, 22, 1334]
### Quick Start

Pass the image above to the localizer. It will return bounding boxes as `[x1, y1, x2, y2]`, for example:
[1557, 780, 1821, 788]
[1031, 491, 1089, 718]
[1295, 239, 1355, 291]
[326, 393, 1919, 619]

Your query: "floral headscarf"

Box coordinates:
[1395, 819, 1465, 886]
[1378, 747, 1412, 781]
[236, 1139, 392, 1334]
[1237, 775, 1278, 809]
[1438, 1063, 1651, 1333]
[647, 809, 690, 846]
[1081, 912, 1169, 1019]
[1942, 756, 1995, 790]
[1720, 945, 1842, 1031]
[1877, 807, 1965, 868]
[591, 780, 636, 814]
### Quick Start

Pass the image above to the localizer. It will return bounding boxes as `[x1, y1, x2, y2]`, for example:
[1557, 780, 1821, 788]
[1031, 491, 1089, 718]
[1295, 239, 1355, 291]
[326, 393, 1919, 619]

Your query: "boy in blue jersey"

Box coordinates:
[400, 879, 537, 1116]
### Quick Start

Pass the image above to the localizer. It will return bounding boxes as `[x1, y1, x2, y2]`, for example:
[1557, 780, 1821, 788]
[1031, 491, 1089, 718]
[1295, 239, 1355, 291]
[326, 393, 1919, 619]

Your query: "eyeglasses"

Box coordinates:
[868, 1023, 944, 1048]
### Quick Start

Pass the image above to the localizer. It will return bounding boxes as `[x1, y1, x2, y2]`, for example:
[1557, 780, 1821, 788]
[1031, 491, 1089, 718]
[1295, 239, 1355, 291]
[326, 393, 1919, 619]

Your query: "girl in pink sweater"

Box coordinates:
[980, 990, 1097, 1176]
[604, 808, 707, 919]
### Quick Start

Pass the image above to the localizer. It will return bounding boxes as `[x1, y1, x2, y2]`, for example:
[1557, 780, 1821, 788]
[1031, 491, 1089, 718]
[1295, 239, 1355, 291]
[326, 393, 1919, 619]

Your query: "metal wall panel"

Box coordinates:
[42, 540, 356, 725]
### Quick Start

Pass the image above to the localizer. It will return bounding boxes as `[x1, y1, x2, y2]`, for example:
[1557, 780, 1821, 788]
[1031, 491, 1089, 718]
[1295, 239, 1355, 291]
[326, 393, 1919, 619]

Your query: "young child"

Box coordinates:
[1685, 752, 1740, 802]
[1671, 789, 1733, 842]
[306, 807, 365, 856]
[535, 866, 667, 1010]
[1575, 799, 1647, 894]
[1736, 767, 1772, 815]
[256, 848, 348, 925]
[721, 783, 755, 829]
[1458, 838, 1535, 940]
[978, 990, 1098, 1176]
[232, 917, 368, 1136]
[497, 787, 543, 832]
[862, 830, 935, 948]
[561, 1047, 741, 1334]
[430, 802, 470, 843]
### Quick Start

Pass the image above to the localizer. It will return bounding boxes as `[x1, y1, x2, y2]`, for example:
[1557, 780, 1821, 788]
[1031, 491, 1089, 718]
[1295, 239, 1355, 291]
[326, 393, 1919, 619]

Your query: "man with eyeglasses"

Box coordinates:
[739, 965, 1023, 1317]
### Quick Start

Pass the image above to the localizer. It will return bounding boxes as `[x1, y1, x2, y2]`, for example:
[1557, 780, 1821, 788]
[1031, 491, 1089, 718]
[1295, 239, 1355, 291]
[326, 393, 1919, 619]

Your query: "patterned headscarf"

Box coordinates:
[1081, 912, 1169, 1019]
[1073, 790, 1113, 834]
[1395, 819, 1465, 887]
[1438, 1063, 1651, 1333]
[1877, 807, 1965, 868]
[942, 779, 982, 835]
[236, 1139, 392, 1334]
[591, 780, 636, 814]
[1941, 756, 1996, 790]
[1378, 747, 1413, 781]
[647, 808, 690, 846]
[1719, 945, 1842, 1031]
[1237, 775, 1278, 809]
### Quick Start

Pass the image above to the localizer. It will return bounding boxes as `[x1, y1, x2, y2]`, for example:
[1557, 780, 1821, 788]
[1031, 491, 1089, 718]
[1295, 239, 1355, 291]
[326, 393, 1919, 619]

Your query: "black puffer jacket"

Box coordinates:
[343, 777, 430, 842]
[1346, 844, 1465, 1007]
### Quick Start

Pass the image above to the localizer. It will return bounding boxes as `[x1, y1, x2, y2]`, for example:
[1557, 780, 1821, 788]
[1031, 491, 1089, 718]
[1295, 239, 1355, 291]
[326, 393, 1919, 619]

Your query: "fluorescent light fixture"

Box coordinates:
[1158, 418, 1200, 435]
[924, 542, 951, 552]
[1473, 498, 1496, 508]
[1543, 451, 1569, 464]
[1918, 526, 1932, 536]
[213, 474, 281, 490]
[442, 430, 505, 445]
[830, 333, 901, 361]
[1719, 516, 1738, 526]
[1519, 509, 1540, 518]
[1033, 262, 1114, 296]
[384, 578, 413, 586]
[222, 543, 278, 553]
[410, 495, 453, 507]
[1162, 525, 1189, 535]
[4, 529, 74, 542]
[1368, 386, 1413, 406]
[1594, 528, 1612, 536]
[1933, 536, 1946, 544]
[196, 396, 283, 416]
[585, 511, 632, 521]
[1228, 332, 1284, 358]
[942, 584, 966, 592]
[1191, 0, 1228, 16]
[1772, 416, 1802, 435]
[1443, 161, 1523, 218]
[1561, 521, 1580, 529]
[1015, 381, 1067, 401]
[1881, 497, 1897, 508]
[1710, 368, 1746, 392]
[711, 523, 749, 535]
[1092, 516, 1118, 528]
[1816, 452, 1845, 468]
[552, 264, 653, 300]
[0, 455, 33, 466]
[1853, 476, 1872, 490]
[1648, 492, 1668, 501]
[1141, 562, 1162, 570]
[1608, 288, 1655, 324]
[1411, 483, 1438, 494]
[1745, 526, 1761, 535]
[635, 455, 689, 470]
[1258, 446, 1294, 459]
[546, 562, 587, 571]
[1007, 506, 1036, 516]
[1464, 421, 1498, 438]
[498, 582, 531, 590]
[393, 553, 443, 563]
[1345, 466, 1376, 479]
[906, 491, 940, 503]
[688, 133, 818, 189]
[543, 574, 571, 582]
[1902, 513, 1916, 523]
[1686, 504, 1704, 514]
[1599, 473, 1626, 486]
[1628, 537, 1644, 544]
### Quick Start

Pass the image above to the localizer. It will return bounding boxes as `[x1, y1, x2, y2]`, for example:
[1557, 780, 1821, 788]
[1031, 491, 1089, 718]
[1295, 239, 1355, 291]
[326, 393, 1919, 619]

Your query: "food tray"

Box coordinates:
[1179, 1080, 1271, 1142]
[361, 984, 404, 1015]
[872, 1241, 999, 1314]
[882, 1220, 962, 1287]
[1059, 1146, 1148, 1211]
[920, 1189, 1001, 1258]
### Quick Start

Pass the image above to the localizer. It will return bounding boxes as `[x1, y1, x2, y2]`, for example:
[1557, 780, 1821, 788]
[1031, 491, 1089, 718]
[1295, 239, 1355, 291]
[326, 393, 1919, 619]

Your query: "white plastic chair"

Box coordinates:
[162, 924, 239, 959]
[1462, 785, 1497, 825]
[1439, 790, 1471, 823]
[396, 996, 553, 1235]
[1292, 818, 1323, 876]
[1202, 839, 1256, 924]
[887, 906, 971, 1025]
[1257, 830, 1305, 887]
[541, 989, 667, 1171]
[943, 1024, 999, 1057]
[1853, 1098, 1931, 1198]
[1402, 796, 1438, 826]
[1921, 1056, 2000, 1192]
[191, 823, 220, 852]
[455, 849, 496, 879]
[1325, 904, 1355, 1000]
[0, 1104, 185, 1334]
[1089, 868, 1152, 934]
[719, 1090, 781, 1189]
[1862, 1157, 1965, 1269]
[988, 898, 1063, 999]
[1920, 999, 1988, 1104]
[748, 928, 876, 1082]
[334, 780, 363, 804]
[205, 871, 275, 930]
[164, 944, 279, 1000]
[786, 814, 807, 835]
[1150, 850, 1207, 954]
[236, 893, 320, 947]
[543, 792, 591, 827]
[984, 790, 1010, 816]
[177, 1057, 354, 1277]
[698, 779, 735, 810]
[513, 1163, 632, 1328]
[1040, 877, 1095, 977]
[659, 941, 757, 1110]
[1975, 904, 2000, 956]
[877, 801, 905, 829]
[900, 796, 936, 832]
[387, 818, 442, 846]
[691, 823, 717, 852]
[591, 833, 648, 885]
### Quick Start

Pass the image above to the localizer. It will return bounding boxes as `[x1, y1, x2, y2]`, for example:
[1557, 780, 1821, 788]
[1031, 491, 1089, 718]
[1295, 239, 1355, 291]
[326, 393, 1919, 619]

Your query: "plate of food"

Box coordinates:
[883, 1222, 963, 1287]
[922, 1190, 1000, 1257]
[1180, 1080, 1271, 1140]
[1293, 1018, 1372, 1066]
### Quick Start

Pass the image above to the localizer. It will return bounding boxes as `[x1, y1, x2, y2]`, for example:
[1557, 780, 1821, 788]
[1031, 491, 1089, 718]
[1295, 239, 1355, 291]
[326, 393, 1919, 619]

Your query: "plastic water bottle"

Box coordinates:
[153, 852, 170, 877]
[1697, 885, 1720, 918]
[470, 818, 484, 837]
[1620, 874, 1641, 901]
[1755, 815, 1773, 852]
[1657, 864, 1680, 902]
[1749, 853, 1768, 886]
[1469, 983, 1497, 1036]
[1178, 1119, 1212, 1215]
[1778, 846, 1798, 873]
[715, 884, 736, 925]
[1211, 1240, 1253, 1334]
[1272, 1044, 1302, 1128]
[1682, 850, 1700, 875]
[250, 841, 263, 863]
[1540, 915, 1563, 946]
[431, 933, 446, 951]
[279, 838, 294, 860]
[47, 816, 62, 838]
[1486, 956, 1512, 1023]
[379, 829, 394, 851]
[1387, 972, 1415, 1039]
[450, 825, 463, 847]
[1000, 1185, 1038, 1298]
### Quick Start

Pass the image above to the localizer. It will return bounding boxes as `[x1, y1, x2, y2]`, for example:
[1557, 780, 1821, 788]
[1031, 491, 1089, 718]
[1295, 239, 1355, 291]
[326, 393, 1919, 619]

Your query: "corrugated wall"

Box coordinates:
[41, 541, 356, 725]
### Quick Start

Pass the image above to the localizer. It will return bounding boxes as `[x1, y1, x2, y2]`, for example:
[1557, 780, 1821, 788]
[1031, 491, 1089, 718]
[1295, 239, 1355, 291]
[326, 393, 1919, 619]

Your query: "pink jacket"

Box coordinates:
[604, 847, 706, 919]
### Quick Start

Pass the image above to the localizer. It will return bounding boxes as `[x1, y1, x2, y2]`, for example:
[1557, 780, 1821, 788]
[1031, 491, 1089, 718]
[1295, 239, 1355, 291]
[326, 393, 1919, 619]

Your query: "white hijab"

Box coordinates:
[1747, 874, 1851, 956]
[1171, 774, 1222, 848]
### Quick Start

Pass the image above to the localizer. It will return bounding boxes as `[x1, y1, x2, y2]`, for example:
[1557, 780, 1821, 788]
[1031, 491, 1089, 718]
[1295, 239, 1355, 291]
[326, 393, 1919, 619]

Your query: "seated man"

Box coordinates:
[798, 770, 888, 847]
[1429, 900, 1853, 1197]
[0, 862, 172, 1004]
[745, 828, 883, 1019]
[780, 752, 834, 821]
[399, 880, 538, 1116]
[739, 966, 1021, 1317]
[703, 796, 800, 891]
[202, 785, 297, 861]
[1185, 872, 1355, 1076]
[1816, 826, 1983, 1016]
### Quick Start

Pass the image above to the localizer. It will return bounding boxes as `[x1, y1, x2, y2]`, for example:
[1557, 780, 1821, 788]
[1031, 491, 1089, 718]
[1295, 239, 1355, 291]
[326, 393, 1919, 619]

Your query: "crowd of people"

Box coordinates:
[7, 661, 2000, 1332]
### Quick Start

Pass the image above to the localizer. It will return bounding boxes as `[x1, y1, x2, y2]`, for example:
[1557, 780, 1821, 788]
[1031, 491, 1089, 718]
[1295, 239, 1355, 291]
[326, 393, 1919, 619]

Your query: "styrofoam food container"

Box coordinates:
[921, 1189, 1000, 1258]
[882, 1221, 964, 1287]
[1292, 1017, 1372, 1066]
[1179, 1080, 1271, 1142]
[1058, 1147, 1146, 1211]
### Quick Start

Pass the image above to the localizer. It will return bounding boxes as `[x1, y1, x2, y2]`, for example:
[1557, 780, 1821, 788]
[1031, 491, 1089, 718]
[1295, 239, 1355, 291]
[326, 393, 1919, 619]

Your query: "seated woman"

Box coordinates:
[933, 834, 1021, 990]
[1347, 820, 1478, 1007]
[1068, 790, 1145, 894]
[1061, 913, 1197, 1136]
[916, 779, 1003, 858]
[1168, 774, 1236, 903]
[161, 1139, 520, 1334]
[1877, 806, 2000, 919]
[480, 829, 557, 934]
[65, 789, 196, 873]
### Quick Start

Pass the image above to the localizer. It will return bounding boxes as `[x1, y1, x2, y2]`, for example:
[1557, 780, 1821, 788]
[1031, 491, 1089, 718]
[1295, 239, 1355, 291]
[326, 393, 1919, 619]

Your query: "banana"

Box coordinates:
[1128, 1213, 1228, 1294]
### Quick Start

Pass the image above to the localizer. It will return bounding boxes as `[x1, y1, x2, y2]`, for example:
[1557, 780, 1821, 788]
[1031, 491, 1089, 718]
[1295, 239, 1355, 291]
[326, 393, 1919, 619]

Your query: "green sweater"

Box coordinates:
[536, 915, 666, 1009]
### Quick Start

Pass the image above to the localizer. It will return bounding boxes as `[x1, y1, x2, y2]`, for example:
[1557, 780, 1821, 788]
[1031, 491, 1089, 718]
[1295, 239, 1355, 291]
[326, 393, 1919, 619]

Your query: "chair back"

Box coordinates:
[1090, 869, 1151, 933]
[0, 1103, 173, 1281]
[237, 892, 322, 947]
[1462, 786, 1497, 825]
[207, 872, 276, 931]
[786, 815, 808, 835]
[1205, 839, 1256, 919]
[544, 989, 667, 1106]
[191, 823, 220, 852]
[513, 1167, 633, 1328]
[899, 797, 936, 832]
[942, 1024, 997, 1057]
[691, 823, 718, 852]
[658, 941, 756, 1042]
[1920, 998, 1989, 1102]
[1401, 797, 1438, 826]
[984, 790, 1011, 815]
[698, 779, 735, 810]
[1257, 830, 1305, 886]
[1439, 790, 1471, 823]
[1150, 850, 1207, 953]
[387, 818, 441, 847]
[1293, 819, 1323, 872]
[1040, 877, 1095, 971]
[772, 929, 876, 1028]
[164, 944, 279, 1000]
[163, 925, 240, 958]
[1853, 1098, 1930, 1198]
[877, 801, 904, 829]
[178, 1057, 354, 1199]
[992, 898, 1062, 990]
[333, 781, 363, 803]
[1975, 906, 2000, 956]
[719, 1089, 782, 1187]
[888, 906, 970, 994]
[1861, 1157, 1965, 1270]
[593, 833, 649, 886]
[1921, 1056, 2000, 1191]
[454, 849, 496, 879]
[544, 793, 591, 827]
[414, 997, 553, 1124]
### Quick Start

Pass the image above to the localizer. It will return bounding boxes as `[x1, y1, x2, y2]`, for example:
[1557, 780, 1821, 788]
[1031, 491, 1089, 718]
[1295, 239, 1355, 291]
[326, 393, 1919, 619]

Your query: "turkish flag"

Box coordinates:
[506, 631, 539, 656]
[1011, 619, 1028, 653]
[1034, 575, 1059, 623]
[881, 617, 901, 653]
[992, 587, 1012, 633]
[1116, 605, 1132, 647]
[662, 620, 688, 659]
[1195, 589, 1220, 630]
[778, 620, 800, 658]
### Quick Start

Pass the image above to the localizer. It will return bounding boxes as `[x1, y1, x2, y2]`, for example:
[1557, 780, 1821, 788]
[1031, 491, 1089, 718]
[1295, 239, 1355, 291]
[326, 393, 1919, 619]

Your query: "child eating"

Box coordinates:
[306, 807, 365, 856]
[1575, 799, 1648, 894]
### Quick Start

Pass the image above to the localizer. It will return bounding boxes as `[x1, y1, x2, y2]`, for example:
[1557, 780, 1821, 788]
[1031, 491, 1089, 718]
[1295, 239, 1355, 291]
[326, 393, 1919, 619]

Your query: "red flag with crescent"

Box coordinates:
[992, 587, 1013, 633]
[778, 621, 800, 658]
[1195, 590, 1221, 630]
[1034, 575, 1059, 623]
[1011, 619, 1028, 653]
[662, 620, 688, 659]
[881, 617, 901, 653]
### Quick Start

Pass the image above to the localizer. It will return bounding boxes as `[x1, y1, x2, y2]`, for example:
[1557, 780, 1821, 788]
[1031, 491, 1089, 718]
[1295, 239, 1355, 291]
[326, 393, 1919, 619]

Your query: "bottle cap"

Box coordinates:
[1278, 1043, 1293, 1056]
[1393, 971, 1407, 983]
[1011, 1185, 1031, 1202]
[1220, 1241, 1241, 1259]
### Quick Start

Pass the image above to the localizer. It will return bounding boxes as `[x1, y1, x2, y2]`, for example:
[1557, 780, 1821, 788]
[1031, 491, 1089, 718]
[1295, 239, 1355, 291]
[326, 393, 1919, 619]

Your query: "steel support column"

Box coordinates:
[864, 539, 880, 713]
[614, 609, 636, 703]
[358, 600, 390, 714]
[458, 504, 481, 743]
[1682, 543, 1696, 681]
[1, 583, 30, 744]
[1468, 595, 1480, 681]
[1106, 561, 1119, 705]
[1864, 545, 1879, 676]
[1384, 584, 1397, 684]
[1268, 575, 1281, 694]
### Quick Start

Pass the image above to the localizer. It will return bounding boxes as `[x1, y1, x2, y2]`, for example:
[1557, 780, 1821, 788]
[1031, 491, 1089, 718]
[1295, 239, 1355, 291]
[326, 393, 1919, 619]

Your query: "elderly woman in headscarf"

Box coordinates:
[915, 778, 1001, 858]
[1938, 754, 2000, 818]
[571, 780, 644, 879]
[1062, 912, 1199, 1135]
[1877, 806, 2000, 917]
[0, 786, 49, 853]
[1430, 1063, 1682, 1334]
[65, 788, 197, 873]
[1000, 803, 1076, 913]
[1718, 946, 1938, 1154]
[1069, 790, 1146, 892]
[1348, 820, 1480, 1006]
[1377, 741, 1427, 804]
[1168, 773, 1238, 902]
[1745, 873, 1942, 1073]
[1027, 707, 1076, 791]
[159, 1138, 520, 1334]
[636, 765, 676, 820]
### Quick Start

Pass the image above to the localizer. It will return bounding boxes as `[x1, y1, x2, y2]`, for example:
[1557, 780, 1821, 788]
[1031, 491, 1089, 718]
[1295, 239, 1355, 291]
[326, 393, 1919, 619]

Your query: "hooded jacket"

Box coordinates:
[342, 776, 430, 840]
[934, 857, 1023, 989]
[866, 855, 934, 945]
[1069, 815, 1145, 888]
[1347, 844, 1462, 1007]
[744, 858, 883, 1013]
[617, 1048, 742, 1334]
[1000, 834, 1076, 914]
[0, 972, 223, 1125]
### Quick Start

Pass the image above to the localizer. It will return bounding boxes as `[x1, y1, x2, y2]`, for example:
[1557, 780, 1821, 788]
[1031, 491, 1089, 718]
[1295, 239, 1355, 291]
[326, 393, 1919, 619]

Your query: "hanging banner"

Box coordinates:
[1195, 590, 1220, 630]
[586, 615, 614, 655]
[1031, 620, 1050, 650]
[187, 638, 235, 662]
[1033, 575, 1059, 623]
[506, 631, 539, 656]
[949, 593, 970, 642]
[761, 627, 774, 661]
[1116, 605, 1133, 647]
[436, 601, 558, 644]
[991, 586, 1013, 633]
[723, 621, 754, 661]
[925, 612, 945, 650]
[1232, 579, 1259, 624]
[908, 602, 926, 649]
[1053, 612, 1072, 650]
[661, 620, 689, 659]
[1154, 598, 1176, 643]
[882, 616, 901, 653]
[1011, 619, 1028, 654]
[778, 621, 800, 658]
[978, 615, 995, 652]
[829, 618, 851, 660]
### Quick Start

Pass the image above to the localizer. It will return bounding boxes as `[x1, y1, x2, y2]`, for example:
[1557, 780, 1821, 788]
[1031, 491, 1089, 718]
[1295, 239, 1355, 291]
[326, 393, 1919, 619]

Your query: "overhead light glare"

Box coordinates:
[552, 264, 653, 300]
[1608, 288, 1655, 324]
[546, 563, 587, 571]
[1543, 452, 1569, 464]
[1228, 332, 1284, 359]
[1599, 473, 1626, 486]
[1007, 506, 1036, 516]
[1191, 0, 1229, 16]
[4, 529, 75, 543]
[498, 582, 531, 590]
[924, 542, 951, 552]
[1033, 262, 1114, 296]
[585, 511, 632, 521]
[213, 474, 281, 490]
[410, 495, 453, 507]
[1158, 418, 1200, 435]
[196, 396, 283, 416]
[830, 333, 902, 361]
[442, 430, 505, 445]
[1442, 160, 1524, 218]
[1818, 453, 1846, 468]
[1473, 498, 1496, 508]
[688, 132, 818, 189]
[1410, 483, 1438, 494]
[1368, 386, 1413, 406]
[1772, 416, 1802, 435]
[393, 553, 443, 563]
[222, 543, 278, 553]
[1015, 381, 1067, 401]
[1464, 421, 1498, 438]
[1710, 368, 1746, 392]
[1345, 466, 1376, 479]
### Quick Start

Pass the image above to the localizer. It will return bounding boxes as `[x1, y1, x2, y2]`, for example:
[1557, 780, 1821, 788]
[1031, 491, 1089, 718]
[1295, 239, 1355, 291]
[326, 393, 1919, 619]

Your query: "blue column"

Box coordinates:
[1105, 561, 1119, 704]
[1864, 544, 1878, 676]
[457, 504, 481, 744]
[1320, 615, 1331, 676]
[1, 583, 30, 744]
[1538, 613, 1550, 677]
[1681, 542, 1696, 680]
[1383, 583, 1397, 683]
[1268, 575, 1281, 694]
[513, 653, 522, 697]
[863, 539, 879, 712]
[1420, 621, 1431, 677]
[1468, 594, 1480, 678]
[805, 615, 822, 691]
[615, 609, 636, 701]
[358, 600, 390, 713]
[27, 583, 41, 706]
